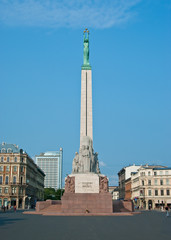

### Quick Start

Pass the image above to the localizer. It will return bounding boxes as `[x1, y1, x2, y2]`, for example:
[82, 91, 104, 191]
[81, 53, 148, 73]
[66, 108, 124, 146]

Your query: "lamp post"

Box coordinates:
[28, 197, 31, 209]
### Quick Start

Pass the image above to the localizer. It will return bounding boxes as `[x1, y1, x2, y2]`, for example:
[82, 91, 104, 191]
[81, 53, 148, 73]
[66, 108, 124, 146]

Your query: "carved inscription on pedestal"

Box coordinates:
[75, 174, 99, 193]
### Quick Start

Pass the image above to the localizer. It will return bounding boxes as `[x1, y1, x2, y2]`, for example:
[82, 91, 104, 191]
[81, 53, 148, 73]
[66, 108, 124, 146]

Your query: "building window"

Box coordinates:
[13, 166, 17, 172]
[140, 172, 145, 176]
[13, 176, 17, 184]
[12, 187, 17, 194]
[6, 166, 10, 172]
[5, 176, 9, 184]
[166, 179, 169, 185]
[148, 171, 151, 176]
[155, 179, 158, 185]
[0, 166, 3, 172]
[21, 157, 24, 163]
[7, 157, 10, 162]
[165, 171, 169, 175]
[0, 176, 2, 184]
[161, 190, 164, 196]
[21, 166, 24, 172]
[160, 171, 162, 175]
[4, 187, 8, 193]
[148, 190, 152, 196]
[142, 180, 144, 186]
[140, 190, 144, 196]
[14, 157, 17, 162]
[155, 190, 158, 196]
[160, 180, 163, 185]
[167, 190, 170, 196]
[21, 177, 23, 184]
[148, 180, 151, 186]
[154, 172, 157, 176]
[1, 157, 4, 162]
[0, 187, 2, 193]
[20, 188, 23, 194]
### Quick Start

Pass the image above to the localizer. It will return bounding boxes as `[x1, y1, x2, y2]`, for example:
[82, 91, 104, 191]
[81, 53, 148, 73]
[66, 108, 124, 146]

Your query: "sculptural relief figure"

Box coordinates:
[99, 176, 108, 193]
[65, 176, 75, 193]
[72, 152, 79, 173]
[72, 136, 100, 174]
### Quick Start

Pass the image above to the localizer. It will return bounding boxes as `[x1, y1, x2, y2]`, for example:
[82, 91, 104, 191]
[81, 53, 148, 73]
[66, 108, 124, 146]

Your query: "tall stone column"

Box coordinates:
[80, 69, 93, 146]
[72, 29, 100, 174]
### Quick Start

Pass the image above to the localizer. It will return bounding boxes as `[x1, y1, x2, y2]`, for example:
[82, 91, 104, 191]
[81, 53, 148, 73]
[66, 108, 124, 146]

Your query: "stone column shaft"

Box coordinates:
[80, 69, 93, 146]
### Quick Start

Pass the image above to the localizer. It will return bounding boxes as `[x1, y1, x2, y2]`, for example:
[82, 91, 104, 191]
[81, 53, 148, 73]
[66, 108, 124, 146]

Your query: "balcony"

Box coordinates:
[9, 192, 17, 196]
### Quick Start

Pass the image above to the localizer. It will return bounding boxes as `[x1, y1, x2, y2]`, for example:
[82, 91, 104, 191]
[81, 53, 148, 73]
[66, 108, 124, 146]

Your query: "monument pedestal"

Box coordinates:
[61, 173, 113, 214]
[62, 193, 113, 214]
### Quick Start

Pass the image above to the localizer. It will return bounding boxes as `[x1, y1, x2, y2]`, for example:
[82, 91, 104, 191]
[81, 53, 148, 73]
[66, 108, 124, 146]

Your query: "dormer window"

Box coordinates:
[7, 148, 12, 153]
[1, 148, 6, 153]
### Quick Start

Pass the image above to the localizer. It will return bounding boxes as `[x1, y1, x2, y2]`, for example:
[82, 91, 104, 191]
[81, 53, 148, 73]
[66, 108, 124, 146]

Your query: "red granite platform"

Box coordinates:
[33, 175, 134, 216]
[61, 192, 113, 214]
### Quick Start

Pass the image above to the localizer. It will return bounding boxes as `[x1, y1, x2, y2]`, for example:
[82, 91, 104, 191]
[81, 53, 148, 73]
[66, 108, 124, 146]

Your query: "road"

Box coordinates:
[0, 210, 170, 240]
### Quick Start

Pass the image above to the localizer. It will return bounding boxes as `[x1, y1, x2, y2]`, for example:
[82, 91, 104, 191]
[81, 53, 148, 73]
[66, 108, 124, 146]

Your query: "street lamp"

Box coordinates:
[28, 197, 31, 209]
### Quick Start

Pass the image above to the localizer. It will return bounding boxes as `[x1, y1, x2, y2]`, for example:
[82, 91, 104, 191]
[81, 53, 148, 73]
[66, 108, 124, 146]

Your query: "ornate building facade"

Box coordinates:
[131, 165, 171, 209]
[0, 143, 45, 209]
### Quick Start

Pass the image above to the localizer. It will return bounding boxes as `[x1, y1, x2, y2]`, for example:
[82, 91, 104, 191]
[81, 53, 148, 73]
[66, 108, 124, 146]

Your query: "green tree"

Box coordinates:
[56, 189, 65, 200]
[44, 188, 64, 200]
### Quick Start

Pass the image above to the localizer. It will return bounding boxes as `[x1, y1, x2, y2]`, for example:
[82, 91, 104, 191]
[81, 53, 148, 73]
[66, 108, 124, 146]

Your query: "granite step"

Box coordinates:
[40, 204, 62, 213]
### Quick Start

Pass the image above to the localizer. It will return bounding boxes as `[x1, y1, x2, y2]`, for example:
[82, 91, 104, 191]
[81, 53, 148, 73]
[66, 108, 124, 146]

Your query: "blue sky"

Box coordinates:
[0, 0, 171, 186]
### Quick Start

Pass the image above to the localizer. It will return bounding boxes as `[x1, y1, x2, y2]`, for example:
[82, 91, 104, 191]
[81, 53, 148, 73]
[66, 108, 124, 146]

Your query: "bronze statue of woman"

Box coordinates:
[83, 29, 90, 66]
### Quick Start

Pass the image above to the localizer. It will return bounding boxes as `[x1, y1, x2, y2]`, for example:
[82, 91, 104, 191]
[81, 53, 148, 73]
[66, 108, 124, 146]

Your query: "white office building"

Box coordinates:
[36, 148, 63, 189]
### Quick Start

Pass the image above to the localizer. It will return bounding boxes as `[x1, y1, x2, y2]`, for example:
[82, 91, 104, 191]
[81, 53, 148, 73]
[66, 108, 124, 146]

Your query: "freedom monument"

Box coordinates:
[35, 29, 133, 215]
[61, 29, 113, 214]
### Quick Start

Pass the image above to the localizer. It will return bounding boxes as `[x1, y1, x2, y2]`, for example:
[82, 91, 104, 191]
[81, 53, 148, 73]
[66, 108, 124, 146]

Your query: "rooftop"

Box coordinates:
[36, 149, 63, 157]
[0, 142, 23, 154]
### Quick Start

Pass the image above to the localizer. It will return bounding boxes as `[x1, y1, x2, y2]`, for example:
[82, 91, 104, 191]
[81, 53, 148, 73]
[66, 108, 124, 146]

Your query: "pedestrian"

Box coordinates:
[165, 206, 169, 217]
[1, 205, 4, 212]
[14, 205, 16, 212]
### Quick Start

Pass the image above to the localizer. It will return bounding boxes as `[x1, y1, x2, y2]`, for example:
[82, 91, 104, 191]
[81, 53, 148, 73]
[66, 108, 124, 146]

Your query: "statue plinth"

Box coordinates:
[65, 173, 108, 194]
[62, 174, 113, 214]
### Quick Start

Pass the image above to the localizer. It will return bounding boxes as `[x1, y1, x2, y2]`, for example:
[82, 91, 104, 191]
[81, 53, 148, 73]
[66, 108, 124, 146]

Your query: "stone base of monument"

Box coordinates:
[61, 173, 112, 214]
[61, 193, 112, 214]
[33, 173, 135, 215]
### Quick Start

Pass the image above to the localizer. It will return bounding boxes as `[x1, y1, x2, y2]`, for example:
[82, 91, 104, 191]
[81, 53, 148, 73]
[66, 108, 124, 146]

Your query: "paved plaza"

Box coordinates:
[0, 210, 171, 240]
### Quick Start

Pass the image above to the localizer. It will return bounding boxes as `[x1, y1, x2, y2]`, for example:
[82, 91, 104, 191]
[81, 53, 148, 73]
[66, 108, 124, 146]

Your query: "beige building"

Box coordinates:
[118, 165, 141, 199]
[108, 186, 119, 200]
[131, 165, 171, 210]
[0, 143, 45, 209]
